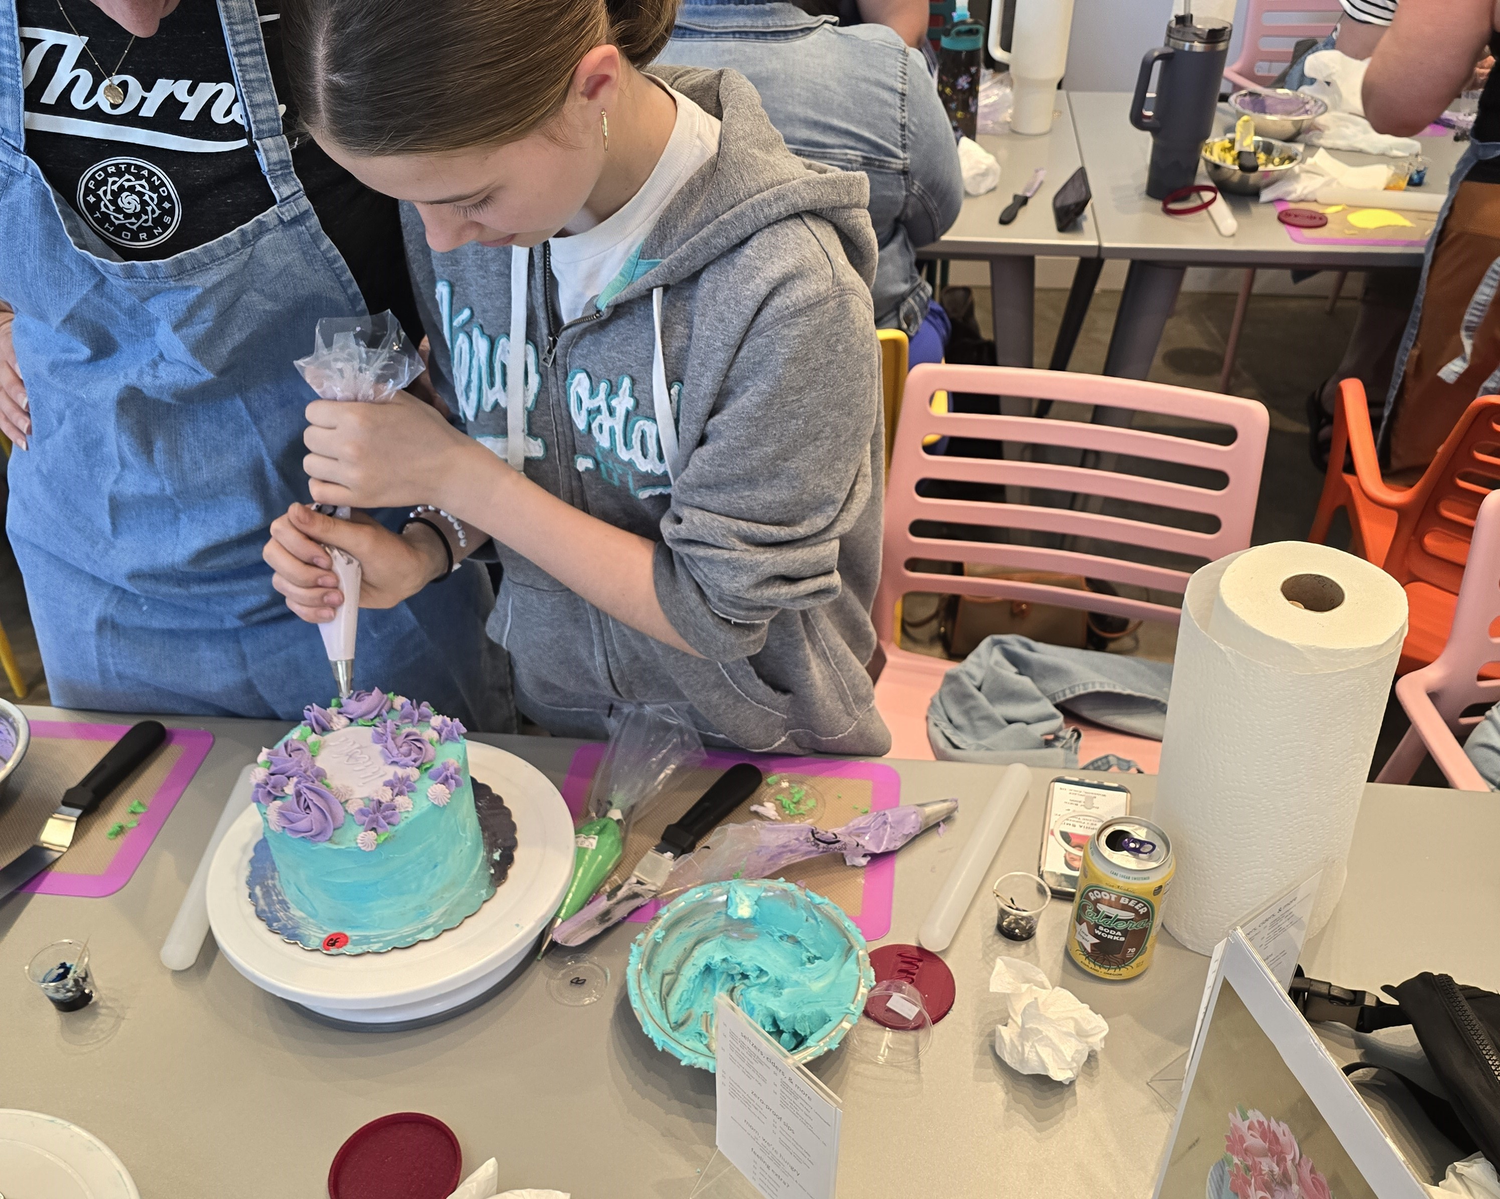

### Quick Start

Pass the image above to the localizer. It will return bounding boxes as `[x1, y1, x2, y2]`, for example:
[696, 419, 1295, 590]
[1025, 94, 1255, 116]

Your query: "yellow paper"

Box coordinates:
[1347, 208, 1413, 230]
[1321, 205, 1346, 214]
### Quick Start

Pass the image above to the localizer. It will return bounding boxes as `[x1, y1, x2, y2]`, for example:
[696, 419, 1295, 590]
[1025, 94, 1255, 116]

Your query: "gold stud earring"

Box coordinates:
[601, 110, 609, 152]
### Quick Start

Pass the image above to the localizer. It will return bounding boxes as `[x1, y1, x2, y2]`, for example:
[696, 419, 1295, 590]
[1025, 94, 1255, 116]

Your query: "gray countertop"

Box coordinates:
[1069, 90, 1465, 268]
[922, 92, 1099, 259]
[0, 707, 1493, 1197]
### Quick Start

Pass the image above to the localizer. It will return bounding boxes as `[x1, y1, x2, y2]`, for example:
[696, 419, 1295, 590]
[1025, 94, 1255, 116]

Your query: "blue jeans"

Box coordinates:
[908, 299, 952, 366]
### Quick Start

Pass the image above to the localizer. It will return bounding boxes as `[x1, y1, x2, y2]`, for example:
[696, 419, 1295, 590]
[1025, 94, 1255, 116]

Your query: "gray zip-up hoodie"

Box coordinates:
[403, 66, 891, 756]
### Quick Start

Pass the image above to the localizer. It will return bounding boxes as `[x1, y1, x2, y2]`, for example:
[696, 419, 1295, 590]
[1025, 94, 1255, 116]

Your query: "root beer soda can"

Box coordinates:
[1067, 818, 1174, 981]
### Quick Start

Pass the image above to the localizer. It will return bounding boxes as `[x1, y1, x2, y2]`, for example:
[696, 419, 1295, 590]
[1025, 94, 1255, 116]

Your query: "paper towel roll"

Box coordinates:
[1154, 542, 1407, 955]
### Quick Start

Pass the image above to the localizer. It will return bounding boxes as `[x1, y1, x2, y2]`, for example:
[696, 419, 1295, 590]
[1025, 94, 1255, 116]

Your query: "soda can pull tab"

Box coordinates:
[1120, 836, 1157, 856]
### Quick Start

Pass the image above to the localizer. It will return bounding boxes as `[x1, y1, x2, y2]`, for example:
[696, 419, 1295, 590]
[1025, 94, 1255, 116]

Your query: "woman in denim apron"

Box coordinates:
[0, 0, 505, 724]
[1367, 0, 1500, 475]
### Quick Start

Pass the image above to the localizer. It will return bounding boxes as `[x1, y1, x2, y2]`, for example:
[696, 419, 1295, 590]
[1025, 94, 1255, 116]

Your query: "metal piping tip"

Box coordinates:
[331, 660, 354, 698]
[916, 798, 960, 832]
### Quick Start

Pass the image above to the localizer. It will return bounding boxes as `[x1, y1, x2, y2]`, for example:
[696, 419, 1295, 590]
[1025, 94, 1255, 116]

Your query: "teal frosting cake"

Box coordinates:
[250, 690, 495, 947]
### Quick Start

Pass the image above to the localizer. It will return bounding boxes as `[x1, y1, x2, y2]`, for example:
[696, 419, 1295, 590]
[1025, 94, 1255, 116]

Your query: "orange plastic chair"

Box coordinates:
[1309, 380, 1500, 675]
[1374, 489, 1500, 791]
[874, 364, 1270, 764]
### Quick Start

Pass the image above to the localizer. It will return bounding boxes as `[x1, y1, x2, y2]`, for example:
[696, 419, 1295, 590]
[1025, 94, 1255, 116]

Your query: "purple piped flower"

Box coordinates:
[384, 769, 418, 798]
[302, 703, 350, 735]
[430, 714, 466, 744]
[265, 740, 327, 784]
[251, 770, 294, 807]
[274, 778, 346, 843]
[372, 720, 436, 770]
[341, 688, 392, 723]
[395, 698, 435, 726]
[429, 759, 462, 791]
[353, 797, 402, 835]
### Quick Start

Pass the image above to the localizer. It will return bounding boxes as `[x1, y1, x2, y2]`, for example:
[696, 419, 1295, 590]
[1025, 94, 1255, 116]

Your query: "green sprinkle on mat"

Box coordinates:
[106, 823, 126, 839]
[127, 800, 148, 815]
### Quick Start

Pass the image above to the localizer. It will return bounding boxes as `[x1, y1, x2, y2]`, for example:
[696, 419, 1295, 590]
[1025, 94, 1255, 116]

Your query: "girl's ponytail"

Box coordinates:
[605, 0, 679, 67]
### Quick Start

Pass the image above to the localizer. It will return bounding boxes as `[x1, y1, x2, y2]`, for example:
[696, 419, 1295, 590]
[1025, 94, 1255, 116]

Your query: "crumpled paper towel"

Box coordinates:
[447, 1158, 569, 1199]
[1429, 1154, 1500, 1199]
[989, 958, 1108, 1084]
[1261, 147, 1391, 203]
[959, 136, 1000, 196]
[1304, 111, 1422, 158]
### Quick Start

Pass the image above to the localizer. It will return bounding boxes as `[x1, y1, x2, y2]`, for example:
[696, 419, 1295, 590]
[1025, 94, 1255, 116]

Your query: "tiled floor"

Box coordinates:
[0, 284, 1444, 781]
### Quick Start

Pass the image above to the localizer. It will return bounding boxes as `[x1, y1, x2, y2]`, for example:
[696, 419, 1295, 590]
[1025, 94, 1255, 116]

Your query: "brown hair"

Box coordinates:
[282, 0, 680, 155]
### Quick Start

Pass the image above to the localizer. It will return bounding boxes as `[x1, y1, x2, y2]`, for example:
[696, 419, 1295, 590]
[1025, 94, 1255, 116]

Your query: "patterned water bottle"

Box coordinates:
[938, 1, 984, 141]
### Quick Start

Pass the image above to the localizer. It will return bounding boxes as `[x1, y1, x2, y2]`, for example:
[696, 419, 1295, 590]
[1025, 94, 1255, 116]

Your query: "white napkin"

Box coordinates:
[1260, 147, 1392, 203]
[989, 958, 1109, 1084]
[1429, 1155, 1500, 1199]
[1304, 111, 1423, 158]
[1298, 50, 1368, 116]
[447, 1158, 570, 1199]
[958, 136, 1001, 196]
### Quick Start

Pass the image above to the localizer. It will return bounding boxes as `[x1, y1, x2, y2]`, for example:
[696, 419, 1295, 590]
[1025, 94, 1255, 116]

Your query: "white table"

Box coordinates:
[0, 707, 1492, 1197]
[1069, 90, 1465, 379]
[920, 91, 1099, 368]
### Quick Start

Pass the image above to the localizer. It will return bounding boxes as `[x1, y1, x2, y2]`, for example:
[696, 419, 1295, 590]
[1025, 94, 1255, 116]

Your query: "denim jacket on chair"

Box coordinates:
[658, 1, 964, 336]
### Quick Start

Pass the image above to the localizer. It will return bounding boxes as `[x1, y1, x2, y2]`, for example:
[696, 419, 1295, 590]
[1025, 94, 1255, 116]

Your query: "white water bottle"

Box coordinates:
[989, 0, 1076, 136]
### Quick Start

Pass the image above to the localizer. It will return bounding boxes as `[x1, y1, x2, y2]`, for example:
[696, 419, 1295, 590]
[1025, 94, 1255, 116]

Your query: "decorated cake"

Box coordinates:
[249, 690, 505, 951]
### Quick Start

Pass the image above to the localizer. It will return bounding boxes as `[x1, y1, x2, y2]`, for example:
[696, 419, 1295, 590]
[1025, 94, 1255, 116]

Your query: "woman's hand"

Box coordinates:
[263, 504, 447, 622]
[303, 390, 475, 510]
[0, 304, 30, 450]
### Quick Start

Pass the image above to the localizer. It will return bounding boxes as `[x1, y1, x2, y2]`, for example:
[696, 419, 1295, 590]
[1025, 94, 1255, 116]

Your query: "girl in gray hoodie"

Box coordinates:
[264, 0, 892, 756]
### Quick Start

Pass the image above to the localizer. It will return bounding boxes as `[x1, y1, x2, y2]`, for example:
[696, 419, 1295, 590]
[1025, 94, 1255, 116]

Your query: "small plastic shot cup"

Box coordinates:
[993, 872, 1051, 941]
[27, 940, 95, 1011]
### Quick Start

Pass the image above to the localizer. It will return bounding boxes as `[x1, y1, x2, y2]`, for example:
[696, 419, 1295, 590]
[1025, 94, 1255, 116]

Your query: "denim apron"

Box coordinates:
[1379, 135, 1500, 440]
[0, 0, 507, 726]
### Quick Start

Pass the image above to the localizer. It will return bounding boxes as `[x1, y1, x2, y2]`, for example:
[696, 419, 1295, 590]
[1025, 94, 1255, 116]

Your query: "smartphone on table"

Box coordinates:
[1039, 776, 1133, 897]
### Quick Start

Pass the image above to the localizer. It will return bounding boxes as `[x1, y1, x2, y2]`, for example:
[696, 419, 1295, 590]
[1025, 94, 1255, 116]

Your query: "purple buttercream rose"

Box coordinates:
[265, 740, 326, 784]
[373, 719, 436, 769]
[429, 759, 462, 791]
[353, 797, 402, 834]
[302, 703, 350, 735]
[430, 715, 466, 744]
[395, 698, 435, 726]
[251, 768, 294, 807]
[341, 688, 392, 722]
[273, 778, 346, 842]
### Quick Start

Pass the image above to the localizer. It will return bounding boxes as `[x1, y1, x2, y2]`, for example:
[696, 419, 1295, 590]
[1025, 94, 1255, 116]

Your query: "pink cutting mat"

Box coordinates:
[560, 746, 902, 941]
[1274, 200, 1434, 247]
[12, 723, 213, 897]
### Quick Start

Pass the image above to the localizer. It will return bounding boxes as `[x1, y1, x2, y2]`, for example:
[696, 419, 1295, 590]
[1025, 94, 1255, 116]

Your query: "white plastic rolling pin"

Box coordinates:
[160, 765, 257, 970]
[317, 546, 362, 697]
[918, 763, 1031, 953]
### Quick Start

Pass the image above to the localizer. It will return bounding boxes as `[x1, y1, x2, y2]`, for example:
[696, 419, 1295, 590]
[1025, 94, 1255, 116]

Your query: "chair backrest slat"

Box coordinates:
[876, 365, 1270, 644]
[1222, 0, 1342, 90]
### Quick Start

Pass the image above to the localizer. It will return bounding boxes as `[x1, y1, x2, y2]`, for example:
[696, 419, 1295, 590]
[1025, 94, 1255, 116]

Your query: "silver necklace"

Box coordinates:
[54, 0, 136, 107]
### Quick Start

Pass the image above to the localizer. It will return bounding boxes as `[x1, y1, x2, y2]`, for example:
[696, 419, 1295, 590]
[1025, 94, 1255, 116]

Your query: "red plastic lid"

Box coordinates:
[867, 944, 955, 1027]
[1278, 207, 1329, 228]
[328, 1112, 462, 1199]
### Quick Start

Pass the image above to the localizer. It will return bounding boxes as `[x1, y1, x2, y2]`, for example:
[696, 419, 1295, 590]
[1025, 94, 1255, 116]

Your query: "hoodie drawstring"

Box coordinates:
[506, 244, 529, 472]
[651, 285, 679, 483]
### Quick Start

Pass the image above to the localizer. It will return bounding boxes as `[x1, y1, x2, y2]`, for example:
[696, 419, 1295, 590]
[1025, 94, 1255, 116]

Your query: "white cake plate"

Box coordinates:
[207, 742, 574, 1024]
[0, 1109, 139, 1199]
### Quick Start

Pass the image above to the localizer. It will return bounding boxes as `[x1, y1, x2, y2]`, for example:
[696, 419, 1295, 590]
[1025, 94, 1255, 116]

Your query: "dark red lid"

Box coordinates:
[867, 944, 955, 1027]
[328, 1112, 462, 1199]
[1278, 207, 1329, 228]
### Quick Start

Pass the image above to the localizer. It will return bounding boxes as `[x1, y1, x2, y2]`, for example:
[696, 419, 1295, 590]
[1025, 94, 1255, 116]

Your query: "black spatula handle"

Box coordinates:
[62, 721, 166, 816]
[658, 763, 764, 857]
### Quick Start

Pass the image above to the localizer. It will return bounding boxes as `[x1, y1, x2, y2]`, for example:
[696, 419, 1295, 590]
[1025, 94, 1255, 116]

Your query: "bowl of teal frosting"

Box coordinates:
[627, 878, 874, 1072]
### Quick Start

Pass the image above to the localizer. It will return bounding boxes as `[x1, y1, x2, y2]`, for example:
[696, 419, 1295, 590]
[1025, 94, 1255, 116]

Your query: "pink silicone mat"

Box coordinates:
[1274, 199, 1435, 247]
[561, 745, 902, 941]
[0, 723, 213, 898]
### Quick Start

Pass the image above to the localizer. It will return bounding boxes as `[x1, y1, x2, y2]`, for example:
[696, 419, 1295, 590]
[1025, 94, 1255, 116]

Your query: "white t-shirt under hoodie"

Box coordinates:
[548, 84, 721, 323]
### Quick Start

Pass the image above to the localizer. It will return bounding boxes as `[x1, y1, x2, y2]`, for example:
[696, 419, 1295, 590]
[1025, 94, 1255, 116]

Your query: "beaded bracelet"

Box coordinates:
[411, 505, 468, 549]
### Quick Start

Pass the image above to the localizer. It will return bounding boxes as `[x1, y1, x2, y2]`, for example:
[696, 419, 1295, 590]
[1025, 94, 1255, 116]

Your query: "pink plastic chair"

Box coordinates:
[874, 364, 1270, 764]
[1375, 490, 1500, 791]
[1223, 0, 1342, 91]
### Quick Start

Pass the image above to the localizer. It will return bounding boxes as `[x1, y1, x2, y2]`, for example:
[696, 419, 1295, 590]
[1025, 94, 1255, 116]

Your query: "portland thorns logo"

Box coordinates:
[76, 157, 181, 248]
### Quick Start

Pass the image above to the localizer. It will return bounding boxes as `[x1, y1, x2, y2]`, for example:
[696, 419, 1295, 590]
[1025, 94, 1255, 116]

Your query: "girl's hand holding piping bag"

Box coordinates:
[266, 387, 699, 656]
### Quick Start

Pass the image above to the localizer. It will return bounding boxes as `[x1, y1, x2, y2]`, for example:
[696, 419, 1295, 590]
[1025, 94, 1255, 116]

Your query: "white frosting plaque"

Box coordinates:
[317, 726, 390, 795]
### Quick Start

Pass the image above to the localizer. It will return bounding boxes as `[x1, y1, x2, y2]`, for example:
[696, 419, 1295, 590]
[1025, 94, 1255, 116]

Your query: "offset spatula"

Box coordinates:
[0, 720, 166, 903]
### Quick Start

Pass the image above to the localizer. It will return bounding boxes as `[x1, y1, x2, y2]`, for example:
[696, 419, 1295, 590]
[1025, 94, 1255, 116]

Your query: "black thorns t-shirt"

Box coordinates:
[17, 0, 421, 337]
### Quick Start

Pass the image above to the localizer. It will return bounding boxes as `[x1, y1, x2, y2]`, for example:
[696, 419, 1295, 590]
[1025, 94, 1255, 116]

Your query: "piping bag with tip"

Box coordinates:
[293, 312, 426, 696]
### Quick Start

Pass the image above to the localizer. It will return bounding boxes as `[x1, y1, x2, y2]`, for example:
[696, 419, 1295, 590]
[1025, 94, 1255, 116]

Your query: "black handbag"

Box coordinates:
[1291, 970, 1500, 1166]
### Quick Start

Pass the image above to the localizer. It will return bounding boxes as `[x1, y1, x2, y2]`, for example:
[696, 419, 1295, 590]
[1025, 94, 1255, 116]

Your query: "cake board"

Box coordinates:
[206, 742, 573, 1024]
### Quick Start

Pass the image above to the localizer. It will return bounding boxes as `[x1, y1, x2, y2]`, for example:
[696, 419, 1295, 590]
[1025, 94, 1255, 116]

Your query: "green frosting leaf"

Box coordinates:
[127, 800, 148, 814]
